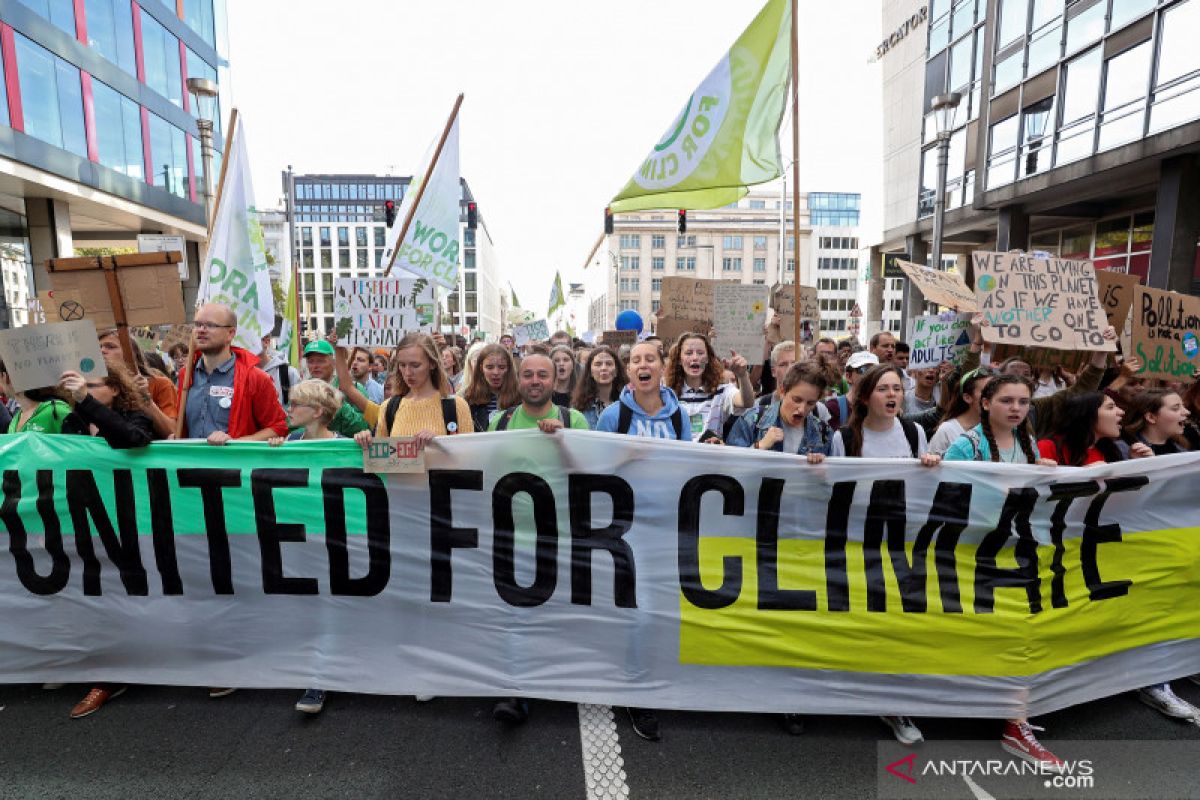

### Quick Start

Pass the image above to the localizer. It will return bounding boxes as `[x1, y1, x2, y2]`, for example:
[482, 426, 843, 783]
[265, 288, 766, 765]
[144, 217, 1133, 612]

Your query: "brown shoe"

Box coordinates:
[70, 685, 126, 719]
[208, 687, 237, 698]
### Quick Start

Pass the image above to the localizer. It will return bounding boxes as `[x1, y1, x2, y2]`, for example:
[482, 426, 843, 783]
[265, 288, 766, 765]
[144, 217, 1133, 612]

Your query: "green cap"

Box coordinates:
[303, 340, 335, 357]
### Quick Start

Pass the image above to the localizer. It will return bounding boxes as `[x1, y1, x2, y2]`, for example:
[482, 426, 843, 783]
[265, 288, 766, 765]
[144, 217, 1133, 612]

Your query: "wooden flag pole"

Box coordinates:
[384, 93, 464, 278]
[790, 0, 802, 348]
[175, 107, 240, 439]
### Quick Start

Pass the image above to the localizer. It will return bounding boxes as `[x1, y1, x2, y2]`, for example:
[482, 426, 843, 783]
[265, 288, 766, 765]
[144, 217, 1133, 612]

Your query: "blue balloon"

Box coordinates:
[615, 309, 644, 333]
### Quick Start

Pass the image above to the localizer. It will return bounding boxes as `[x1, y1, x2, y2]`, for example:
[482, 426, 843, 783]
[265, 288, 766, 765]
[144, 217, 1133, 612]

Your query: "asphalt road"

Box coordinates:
[2, 682, 1199, 799]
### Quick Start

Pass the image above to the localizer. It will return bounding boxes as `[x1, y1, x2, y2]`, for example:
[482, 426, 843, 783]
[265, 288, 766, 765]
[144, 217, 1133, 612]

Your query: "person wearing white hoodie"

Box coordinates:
[595, 341, 689, 441]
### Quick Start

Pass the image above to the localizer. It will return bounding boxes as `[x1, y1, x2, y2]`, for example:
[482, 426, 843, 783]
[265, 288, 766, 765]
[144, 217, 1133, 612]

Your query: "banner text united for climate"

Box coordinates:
[1, 432, 1198, 717]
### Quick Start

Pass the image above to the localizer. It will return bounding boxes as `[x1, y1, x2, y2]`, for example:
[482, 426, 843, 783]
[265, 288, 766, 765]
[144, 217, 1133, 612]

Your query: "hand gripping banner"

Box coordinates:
[1, 431, 1198, 718]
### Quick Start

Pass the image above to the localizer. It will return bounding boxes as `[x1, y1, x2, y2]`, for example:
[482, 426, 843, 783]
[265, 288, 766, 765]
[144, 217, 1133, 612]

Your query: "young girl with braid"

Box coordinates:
[943, 374, 1063, 770]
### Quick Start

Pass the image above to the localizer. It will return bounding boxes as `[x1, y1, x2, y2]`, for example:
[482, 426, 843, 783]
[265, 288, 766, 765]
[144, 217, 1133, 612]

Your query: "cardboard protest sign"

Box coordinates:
[897, 260, 978, 312]
[1130, 285, 1200, 380]
[972, 252, 1114, 352]
[657, 317, 708, 345]
[1096, 269, 1142, 334]
[363, 437, 426, 474]
[906, 312, 972, 369]
[602, 329, 637, 348]
[767, 284, 818, 344]
[658, 277, 736, 344]
[513, 320, 549, 346]
[332, 278, 435, 347]
[712, 284, 769, 363]
[47, 253, 186, 329]
[0, 319, 106, 393]
[158, 324, 194, 352]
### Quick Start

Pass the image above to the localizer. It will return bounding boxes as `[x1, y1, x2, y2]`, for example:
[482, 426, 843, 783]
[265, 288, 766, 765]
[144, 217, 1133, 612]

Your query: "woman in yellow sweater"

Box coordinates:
[335, 333, 473, 448]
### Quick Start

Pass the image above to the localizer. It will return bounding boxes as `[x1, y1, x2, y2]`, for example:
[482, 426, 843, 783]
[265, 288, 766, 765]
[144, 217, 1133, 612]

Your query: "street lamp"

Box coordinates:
[186, 77, 220, 224]
[929, 92, 962, 276]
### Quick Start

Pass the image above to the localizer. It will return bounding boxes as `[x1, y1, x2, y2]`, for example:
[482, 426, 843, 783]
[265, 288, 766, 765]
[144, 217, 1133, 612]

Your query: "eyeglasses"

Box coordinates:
[287, 401, 316, 410]
[193, 321, 233, 330]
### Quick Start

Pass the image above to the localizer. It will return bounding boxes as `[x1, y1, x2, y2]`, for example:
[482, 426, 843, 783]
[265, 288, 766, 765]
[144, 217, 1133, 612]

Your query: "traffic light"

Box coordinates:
[384, 199, 396, 227]
[467, 201, 478, 229]
[677, 209, 687, 234]
[604, 207, 614, 234]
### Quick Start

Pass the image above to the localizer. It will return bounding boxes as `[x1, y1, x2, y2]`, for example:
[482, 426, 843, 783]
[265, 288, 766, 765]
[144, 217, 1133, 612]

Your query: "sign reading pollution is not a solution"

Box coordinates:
[1130, 285, 1200, 380]
[333, 278, 435, 347]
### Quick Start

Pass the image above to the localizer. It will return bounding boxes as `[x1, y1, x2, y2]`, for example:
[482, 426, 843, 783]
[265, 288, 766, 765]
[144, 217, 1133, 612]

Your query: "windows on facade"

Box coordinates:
[14, 34, 86, 158]
[1098, 40, 1152, 151]
[85, 0, 136, 75]
[1019, 96, 1055, 178]
[1057, 46, 1102, 165]
[620, 255, 640, 271]
[651, 234, 665, 249]
[1151, 0, 1200, 133]
[723, 235, 744, 249]
[676, 257, 696, 271]
[651, 278, 662, 291]
[986, 114, 1019, 189]
[722, 257, 742, 272]
[16, 0, 76, 35]
[619, 234, 640, 249]
[754, 258, 766, 272]
[651, 256, 664, 271]
[139, 8, 182, 107]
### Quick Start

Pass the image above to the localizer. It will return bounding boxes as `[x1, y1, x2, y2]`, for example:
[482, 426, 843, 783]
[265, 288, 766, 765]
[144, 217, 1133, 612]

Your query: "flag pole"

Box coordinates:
[384, 93, 464, 278]
[789, 0, 802, 348]
[175, 107, 240, 439]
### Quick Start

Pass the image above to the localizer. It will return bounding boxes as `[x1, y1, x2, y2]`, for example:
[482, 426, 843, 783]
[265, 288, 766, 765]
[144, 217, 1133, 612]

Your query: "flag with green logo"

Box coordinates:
[197, 115, 275, 352]
[548, 271, 565, 317]
[609, 0, 791, 213]
[277, 272, 299, 366]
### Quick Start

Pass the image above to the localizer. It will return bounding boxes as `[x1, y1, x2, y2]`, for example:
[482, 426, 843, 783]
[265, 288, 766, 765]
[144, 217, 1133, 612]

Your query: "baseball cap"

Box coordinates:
[303, 340, 335, 357]
[846, 351, 880, 371]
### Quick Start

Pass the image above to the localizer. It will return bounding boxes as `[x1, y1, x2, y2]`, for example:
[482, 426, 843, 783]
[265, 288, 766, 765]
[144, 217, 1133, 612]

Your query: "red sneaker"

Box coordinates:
[1001, 720, 1064, 773]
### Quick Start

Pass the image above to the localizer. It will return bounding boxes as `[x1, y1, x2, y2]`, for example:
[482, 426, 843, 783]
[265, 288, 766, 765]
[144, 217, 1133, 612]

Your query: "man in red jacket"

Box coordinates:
[178, 303, 288, 445]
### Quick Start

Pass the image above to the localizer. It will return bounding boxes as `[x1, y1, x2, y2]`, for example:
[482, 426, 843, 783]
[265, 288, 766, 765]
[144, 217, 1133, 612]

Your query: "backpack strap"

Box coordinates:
[383, 395, 402, 436]
[671, 407, 685, 440]
[836, 395, 849, 427]
[617, 402, 633, 434]
[441, 397, 459, 434]
[963, 428, 984, 461]
[899, 417, 920, 458]
[494, 406, 519, 431]
[557, 405, 571, 427]
[837, 424, 858, 456]
[277, 364, 292, 406]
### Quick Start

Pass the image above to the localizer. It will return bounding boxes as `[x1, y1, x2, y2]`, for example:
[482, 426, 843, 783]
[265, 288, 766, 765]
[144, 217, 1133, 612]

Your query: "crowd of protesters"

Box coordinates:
[4, 300, 1200, 770]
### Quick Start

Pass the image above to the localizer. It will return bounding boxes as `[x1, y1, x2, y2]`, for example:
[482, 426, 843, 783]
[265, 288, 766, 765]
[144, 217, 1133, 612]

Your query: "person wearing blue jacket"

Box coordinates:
[595, 341, 689, 441]
[727, 363, 833, 461]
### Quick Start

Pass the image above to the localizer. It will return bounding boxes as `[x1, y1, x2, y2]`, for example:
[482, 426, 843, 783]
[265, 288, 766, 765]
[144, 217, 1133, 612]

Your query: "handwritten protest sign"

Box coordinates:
[333, 278, 434, 347]
[897, 260, 978, 312]
[658, 278, 736, 345]
[47, 253, 185, 328]
[1130, 285, 1200, 380]
[1096, 269, 1142, 334]
[906, 312, 972, 369]
[972, 251, 1114, 352]
[0, 319, 106, 393]
[767, 284, 819, 344]
[602, 329, 637, 347]
[712, 284, 769, 363]
[657, 317, 708, 344]
[513, 319, 549, 346]
[363, 437, 426, 474]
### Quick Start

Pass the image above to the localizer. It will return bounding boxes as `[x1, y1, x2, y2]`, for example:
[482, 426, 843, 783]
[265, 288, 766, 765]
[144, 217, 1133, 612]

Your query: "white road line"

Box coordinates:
[577, 704, 630, 800]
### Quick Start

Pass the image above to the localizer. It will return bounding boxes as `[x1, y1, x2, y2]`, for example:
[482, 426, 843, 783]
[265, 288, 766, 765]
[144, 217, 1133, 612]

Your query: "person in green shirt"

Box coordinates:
[487, 353, 589, 433]
[302, 340, 368, 437]
[0, 358, 70, 434]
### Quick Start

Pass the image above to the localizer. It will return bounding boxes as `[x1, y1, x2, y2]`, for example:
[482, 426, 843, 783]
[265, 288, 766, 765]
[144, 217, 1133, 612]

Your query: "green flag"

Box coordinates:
[609, 0, 791, 213]
[511, 285, 521, 309]
[548, 271, 565, 317]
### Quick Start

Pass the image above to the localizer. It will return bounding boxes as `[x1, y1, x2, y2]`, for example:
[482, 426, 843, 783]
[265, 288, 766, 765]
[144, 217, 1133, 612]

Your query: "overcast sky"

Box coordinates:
[226, 0, 882, 305]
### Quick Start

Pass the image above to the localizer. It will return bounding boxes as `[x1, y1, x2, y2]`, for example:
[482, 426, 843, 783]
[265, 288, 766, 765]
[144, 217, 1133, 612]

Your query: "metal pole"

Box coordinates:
[285, 165, 301, 342]
[789, 0, 801, 347]
[198, 120, 216, 225]
[931, 132, 951, 277]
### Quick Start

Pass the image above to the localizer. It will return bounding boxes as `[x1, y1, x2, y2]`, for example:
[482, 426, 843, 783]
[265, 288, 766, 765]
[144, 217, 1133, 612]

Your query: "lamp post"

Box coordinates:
[186, 77, 220, 225]
[928, 92, 961, 278]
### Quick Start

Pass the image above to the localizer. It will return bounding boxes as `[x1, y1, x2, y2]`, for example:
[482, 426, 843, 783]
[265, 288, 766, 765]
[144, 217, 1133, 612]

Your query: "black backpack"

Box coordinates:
[382, 396, 460, 436]
[493, 405, 572, 430]
[616, 402, 686, 439]
[277, 364, 292, 406]
[837, 417, 920, 457]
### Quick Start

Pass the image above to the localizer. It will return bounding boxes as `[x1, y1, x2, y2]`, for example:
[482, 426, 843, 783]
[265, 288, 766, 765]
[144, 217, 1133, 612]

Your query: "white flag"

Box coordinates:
[197, 117, 274, 352]
[382, 115, 461, 289]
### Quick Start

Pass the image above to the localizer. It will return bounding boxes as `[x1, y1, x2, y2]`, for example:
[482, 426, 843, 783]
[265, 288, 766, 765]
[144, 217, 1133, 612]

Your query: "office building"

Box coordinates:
[286, 173, 502, 339]
[584, 190, 866, 339]
[0, 0, 226, 327]
[874, 0, 1200, 327]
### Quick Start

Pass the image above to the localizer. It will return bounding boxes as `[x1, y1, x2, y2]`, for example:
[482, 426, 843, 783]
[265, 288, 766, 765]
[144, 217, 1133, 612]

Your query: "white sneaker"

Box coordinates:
[414, 694, 435, 702]
[41, 683, 64, 690]
[1138, 684, 1198, 719]
[881, 715, 924, 745]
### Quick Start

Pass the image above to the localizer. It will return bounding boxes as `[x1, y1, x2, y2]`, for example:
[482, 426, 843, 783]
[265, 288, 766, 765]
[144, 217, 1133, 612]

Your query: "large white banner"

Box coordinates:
[1, 432, 1198, 719]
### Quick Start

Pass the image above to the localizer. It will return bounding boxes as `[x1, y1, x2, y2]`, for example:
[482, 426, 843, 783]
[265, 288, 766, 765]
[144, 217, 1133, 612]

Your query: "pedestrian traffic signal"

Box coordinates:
[384, 200, 396, 227]
[467, 201, 478, 230]
[677, 209, 687, 234]
[604, 207, 614, 235]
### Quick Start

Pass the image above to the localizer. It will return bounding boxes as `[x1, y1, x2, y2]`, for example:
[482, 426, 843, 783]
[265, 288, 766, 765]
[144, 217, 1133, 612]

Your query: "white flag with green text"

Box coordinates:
[197, 117, 274, 352]
[382, 116, 461, 290]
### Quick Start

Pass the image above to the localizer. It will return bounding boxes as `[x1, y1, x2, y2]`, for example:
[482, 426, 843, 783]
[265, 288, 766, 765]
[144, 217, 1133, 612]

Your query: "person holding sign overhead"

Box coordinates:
[176, 303, 288, 446]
